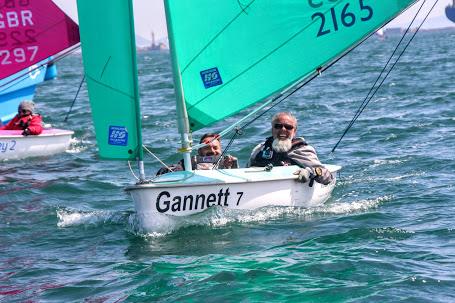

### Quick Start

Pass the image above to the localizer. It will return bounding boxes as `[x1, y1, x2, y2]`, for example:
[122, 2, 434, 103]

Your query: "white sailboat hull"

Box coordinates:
[0, 128, 73, 160]
[126, 165, 341, 232]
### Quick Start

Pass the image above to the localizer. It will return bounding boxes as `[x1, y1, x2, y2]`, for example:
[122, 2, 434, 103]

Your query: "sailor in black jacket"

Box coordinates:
[247, 112, 333, 185]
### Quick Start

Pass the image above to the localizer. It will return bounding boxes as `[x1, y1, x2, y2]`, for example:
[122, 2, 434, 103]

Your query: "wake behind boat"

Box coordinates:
[0, 128, 73, 161]
[76, 1, 419, 233]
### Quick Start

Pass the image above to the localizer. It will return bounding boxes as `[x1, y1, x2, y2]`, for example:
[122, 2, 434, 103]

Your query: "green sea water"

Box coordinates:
[1, 29, 454, 302]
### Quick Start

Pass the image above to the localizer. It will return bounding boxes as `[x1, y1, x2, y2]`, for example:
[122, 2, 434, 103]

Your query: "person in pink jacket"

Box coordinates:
[0, 100, 43, 136]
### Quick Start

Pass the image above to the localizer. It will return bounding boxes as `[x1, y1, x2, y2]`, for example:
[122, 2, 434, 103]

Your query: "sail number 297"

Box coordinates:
[0, 46, 38, 65]
[311, 0, 373, 37]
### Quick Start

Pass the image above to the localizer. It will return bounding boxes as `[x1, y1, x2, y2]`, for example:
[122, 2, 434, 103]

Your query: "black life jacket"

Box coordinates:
[251, 137, 307, 167]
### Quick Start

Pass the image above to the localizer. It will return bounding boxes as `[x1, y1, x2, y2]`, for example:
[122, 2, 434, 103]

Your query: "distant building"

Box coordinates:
[149, 31, 168, 51]
[384, 27, 403, 35]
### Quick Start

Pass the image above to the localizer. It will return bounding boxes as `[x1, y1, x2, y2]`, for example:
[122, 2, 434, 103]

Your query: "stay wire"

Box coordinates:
[190, 1, 431, 160]
[237, 14, 391, 134]
[214, 15, 388, 158]
[344, 0, 427, 133]
[331, 0, 439, 153]
[64, 75, 85, 122]
[214, 127, 242, 169]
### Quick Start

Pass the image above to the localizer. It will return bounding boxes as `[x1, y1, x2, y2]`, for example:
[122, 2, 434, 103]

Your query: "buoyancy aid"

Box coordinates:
[251, 137, 308, 167]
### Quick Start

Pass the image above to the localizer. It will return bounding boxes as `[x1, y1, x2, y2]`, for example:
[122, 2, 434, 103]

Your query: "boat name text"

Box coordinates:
[0, 140, 16, 153]
[156, 188, 244, 213]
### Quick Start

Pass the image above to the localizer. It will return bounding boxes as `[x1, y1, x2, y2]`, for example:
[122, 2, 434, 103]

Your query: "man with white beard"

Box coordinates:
[247, 112, 333, 185]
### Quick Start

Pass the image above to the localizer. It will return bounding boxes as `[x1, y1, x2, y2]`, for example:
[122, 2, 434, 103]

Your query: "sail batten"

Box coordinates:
[166, 0, 417, 131]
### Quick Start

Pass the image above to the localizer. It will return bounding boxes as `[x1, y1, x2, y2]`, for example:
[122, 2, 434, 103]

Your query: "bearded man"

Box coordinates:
[247, 112, 332, 185]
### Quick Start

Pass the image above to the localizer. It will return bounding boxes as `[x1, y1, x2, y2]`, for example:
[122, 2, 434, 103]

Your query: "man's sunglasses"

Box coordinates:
[274, 123, 294, 130]
[19, 109, 30, 114]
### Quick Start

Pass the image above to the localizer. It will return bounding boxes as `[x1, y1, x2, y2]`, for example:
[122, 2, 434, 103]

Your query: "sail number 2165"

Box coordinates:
[311, 0, 373, 37]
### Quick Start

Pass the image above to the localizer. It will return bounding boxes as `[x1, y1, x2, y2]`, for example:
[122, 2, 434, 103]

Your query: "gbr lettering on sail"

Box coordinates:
[0, 0, 38, 66]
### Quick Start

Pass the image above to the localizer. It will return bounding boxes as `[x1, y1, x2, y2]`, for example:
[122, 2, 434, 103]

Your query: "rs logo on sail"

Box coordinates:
[108, 126, 128, 146]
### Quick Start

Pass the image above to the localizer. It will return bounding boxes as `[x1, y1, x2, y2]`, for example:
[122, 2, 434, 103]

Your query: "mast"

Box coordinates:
[163, 0, 193, 172]
[127, 0, 145, 180]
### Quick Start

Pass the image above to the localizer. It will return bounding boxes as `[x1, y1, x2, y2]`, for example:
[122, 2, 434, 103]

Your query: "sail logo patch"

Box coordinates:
[200, 67, 222, 88]
[108, 126, 128, 146]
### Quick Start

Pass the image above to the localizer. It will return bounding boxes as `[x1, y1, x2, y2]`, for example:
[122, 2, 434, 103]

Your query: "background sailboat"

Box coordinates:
[446, 0, 455, 22]
[0, 0, 80, 123]
[0, 0, 80, 160]
[76, 0, 418, 232]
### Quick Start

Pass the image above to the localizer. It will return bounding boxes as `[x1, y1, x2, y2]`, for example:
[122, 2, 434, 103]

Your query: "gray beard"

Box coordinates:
[272, 138, 292, 153]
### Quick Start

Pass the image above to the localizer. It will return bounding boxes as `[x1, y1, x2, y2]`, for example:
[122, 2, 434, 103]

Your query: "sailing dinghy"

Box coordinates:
[446, 0, 455, 23]
[76, 0, 418, 232]
[0, 0, 80, 160]
[0, 129, 74, 161]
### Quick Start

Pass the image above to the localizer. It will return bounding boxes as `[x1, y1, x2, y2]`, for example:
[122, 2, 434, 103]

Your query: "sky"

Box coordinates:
[54, 0, 454, 42]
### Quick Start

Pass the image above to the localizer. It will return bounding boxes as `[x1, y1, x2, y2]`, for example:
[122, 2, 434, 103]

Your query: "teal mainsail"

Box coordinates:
[165, 0, 417, 131]
[76, 0, 142, 161]
[77, 0, 416, 165]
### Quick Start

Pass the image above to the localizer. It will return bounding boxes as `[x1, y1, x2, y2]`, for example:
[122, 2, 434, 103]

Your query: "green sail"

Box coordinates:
[165, 0, 417, 131]
[76, 0, 142, 160]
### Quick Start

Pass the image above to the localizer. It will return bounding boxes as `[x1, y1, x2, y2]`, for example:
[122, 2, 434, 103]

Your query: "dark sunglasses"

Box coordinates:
[274, 123, 294, 130]
[19, 109, 30, 114]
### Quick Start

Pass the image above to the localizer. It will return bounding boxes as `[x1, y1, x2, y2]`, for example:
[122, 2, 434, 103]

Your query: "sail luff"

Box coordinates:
[128, 0, 144, 164]
[164, 0, 193, 171]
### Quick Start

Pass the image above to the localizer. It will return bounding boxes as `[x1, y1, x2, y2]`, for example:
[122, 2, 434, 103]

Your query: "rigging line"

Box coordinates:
[186, 0, 347, 111]
[338, 0, 427, 141]
[64, 75, 85, 123]
[142, 145, 174, 172]
[0, 65, 45, 93]
[213, 0, 408, 145]
[331, 0, 439, 154]
[192, 2, 416, 147]
[237, 25, 373, 133]
[239, 73, 320, 131]
[214, 128, 241, 169]
[212, 13, 389, 145]
[127, 161, 140, 181]
[181, 0, 257, 74]
[0, 43, 81, 92]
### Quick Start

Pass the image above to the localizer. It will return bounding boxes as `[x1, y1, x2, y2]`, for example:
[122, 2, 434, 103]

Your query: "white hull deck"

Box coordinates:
[0, 128, 74, 160]
[126, 164, 341, 232]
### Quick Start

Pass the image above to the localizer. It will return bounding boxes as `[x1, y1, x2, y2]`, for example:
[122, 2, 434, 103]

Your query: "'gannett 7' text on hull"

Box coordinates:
[126, 165, 340, 232]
